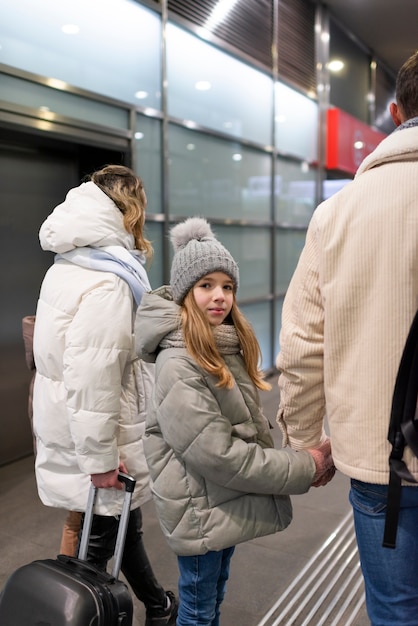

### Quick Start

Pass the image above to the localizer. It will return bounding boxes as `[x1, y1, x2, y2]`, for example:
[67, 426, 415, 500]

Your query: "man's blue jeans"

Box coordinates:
[350, 479, 418, 626]
[176, 546, 235, 626]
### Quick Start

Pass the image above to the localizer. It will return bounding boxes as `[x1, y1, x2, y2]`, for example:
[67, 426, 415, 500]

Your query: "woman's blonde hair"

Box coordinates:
[181, 291, 271, 391]
[89, 164, 152, 259]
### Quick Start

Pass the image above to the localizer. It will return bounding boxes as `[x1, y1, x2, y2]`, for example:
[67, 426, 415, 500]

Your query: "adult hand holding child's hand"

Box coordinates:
[308, 437, 335, 487]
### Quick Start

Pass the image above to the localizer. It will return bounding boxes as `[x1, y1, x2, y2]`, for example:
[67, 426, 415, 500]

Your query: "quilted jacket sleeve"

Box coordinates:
[155, 356, 315, 496]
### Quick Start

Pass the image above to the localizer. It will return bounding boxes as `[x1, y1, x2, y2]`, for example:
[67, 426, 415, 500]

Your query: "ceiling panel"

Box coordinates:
[322, 0, 418, 75]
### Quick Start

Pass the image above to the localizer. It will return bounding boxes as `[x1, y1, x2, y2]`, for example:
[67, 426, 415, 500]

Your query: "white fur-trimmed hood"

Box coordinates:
[39, 181, 134, 254]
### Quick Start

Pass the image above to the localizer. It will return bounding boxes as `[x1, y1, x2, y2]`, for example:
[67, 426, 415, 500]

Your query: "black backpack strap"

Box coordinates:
[383, 310, 418, 548]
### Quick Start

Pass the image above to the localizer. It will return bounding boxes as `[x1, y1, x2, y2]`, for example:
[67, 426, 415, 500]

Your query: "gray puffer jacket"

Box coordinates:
[135, 286, 315, 556]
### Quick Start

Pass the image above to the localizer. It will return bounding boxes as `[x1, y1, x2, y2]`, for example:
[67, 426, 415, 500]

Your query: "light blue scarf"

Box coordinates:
[56, 246, 151, 306]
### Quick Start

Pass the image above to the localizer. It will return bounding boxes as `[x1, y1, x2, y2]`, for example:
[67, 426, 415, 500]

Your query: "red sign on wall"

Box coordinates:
[326, 108, 387, 175]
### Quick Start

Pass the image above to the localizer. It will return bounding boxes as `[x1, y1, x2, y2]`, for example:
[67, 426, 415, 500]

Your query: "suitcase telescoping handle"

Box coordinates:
[78, 472, 136, 579]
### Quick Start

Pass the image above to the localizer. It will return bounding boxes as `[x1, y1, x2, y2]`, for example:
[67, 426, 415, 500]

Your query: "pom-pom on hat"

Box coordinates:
[170, 217, 239, 304]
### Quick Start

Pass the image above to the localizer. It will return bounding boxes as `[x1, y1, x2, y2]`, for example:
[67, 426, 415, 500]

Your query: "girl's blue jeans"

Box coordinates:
[350, 479, 418, 626]
[176, 546, 235, 626]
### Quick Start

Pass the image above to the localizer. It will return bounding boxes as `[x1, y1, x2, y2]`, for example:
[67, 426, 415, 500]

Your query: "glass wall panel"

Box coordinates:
[0, 74, 129, 128]
[166, 23, 273, 145]
[240, 302, 272, 371]
[375, 63, 396, 134]
[0, 0, 161, 108]
[275, 229, 306, 294]
[275, 157, 317, 227]
[215, 225, 271, 301]
[323, 177, 352, 200]
[135, 115, 162, 214]
[275, 82, 318, 162]
[274, 296, 285, 362]
[144, 220, 164, 289]
[329, 19, 370, 123]
[168, 125, 272, 220]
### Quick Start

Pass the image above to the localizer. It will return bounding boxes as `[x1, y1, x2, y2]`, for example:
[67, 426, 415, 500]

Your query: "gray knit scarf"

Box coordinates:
[394, 115, 418, 132]
[160, 323, 241, 355]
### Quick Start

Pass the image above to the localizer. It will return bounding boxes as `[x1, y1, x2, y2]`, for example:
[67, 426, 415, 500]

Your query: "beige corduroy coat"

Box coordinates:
[277, 125, 418, 485]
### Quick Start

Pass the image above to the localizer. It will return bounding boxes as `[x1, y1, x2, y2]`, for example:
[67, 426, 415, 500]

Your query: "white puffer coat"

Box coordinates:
[33, 181, 153, 515]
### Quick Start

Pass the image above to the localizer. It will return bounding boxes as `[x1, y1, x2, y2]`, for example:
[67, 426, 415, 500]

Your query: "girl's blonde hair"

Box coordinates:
[181, 291, 271, 391]
[89, 164, 152, 259]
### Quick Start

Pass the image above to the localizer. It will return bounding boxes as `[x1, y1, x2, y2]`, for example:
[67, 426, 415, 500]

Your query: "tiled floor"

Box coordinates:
[0, 375, 370, 625]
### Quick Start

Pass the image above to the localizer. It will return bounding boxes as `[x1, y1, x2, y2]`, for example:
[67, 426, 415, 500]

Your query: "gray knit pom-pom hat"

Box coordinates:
[170, 217, 239, 304]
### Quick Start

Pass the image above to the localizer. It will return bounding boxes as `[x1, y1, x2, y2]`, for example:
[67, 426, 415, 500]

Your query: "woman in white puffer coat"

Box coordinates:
[32, 165, 178, 626]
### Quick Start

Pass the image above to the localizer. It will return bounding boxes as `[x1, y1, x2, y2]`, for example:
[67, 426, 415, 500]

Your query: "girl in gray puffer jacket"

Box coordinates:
[135, 217, 334, 626]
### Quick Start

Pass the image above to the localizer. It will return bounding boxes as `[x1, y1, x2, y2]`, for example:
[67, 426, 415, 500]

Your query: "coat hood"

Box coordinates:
[135, 286, 181, 362]
[39, 181, 134, 253]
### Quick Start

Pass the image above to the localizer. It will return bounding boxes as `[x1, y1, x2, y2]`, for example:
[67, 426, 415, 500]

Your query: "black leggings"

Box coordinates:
[79, 507, 166, 611]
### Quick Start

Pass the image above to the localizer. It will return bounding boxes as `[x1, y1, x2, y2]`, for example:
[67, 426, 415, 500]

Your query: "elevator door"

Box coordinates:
[0, 131, 126, 466]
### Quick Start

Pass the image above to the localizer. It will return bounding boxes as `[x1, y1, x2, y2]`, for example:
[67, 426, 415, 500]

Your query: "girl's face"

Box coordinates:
[192, 272, 234, 326]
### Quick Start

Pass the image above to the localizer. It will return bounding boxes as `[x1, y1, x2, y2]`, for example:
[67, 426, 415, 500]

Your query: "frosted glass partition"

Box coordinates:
[274, 297, 285, 362]
[275, 157, 317, 227]
[166, 23, 273, 145]
[168, 124, 272, 220]
[240, 302, 272, 371]
[214, 225, 271, 301]
[0, 0, 161, 108]
[375, 64, 396, 134]
[275, 82, 318, 162]
[135, 115, 162, 214]
[275, 230, 306, 294]
[0, 74, 129, 129]
[323, 178, 352, 200]
[144, 221, 164, 289]
[329, 19, 370, 124]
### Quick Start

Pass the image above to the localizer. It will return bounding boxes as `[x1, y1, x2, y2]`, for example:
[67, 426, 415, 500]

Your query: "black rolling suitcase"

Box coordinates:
[0, 472, 135, 625]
